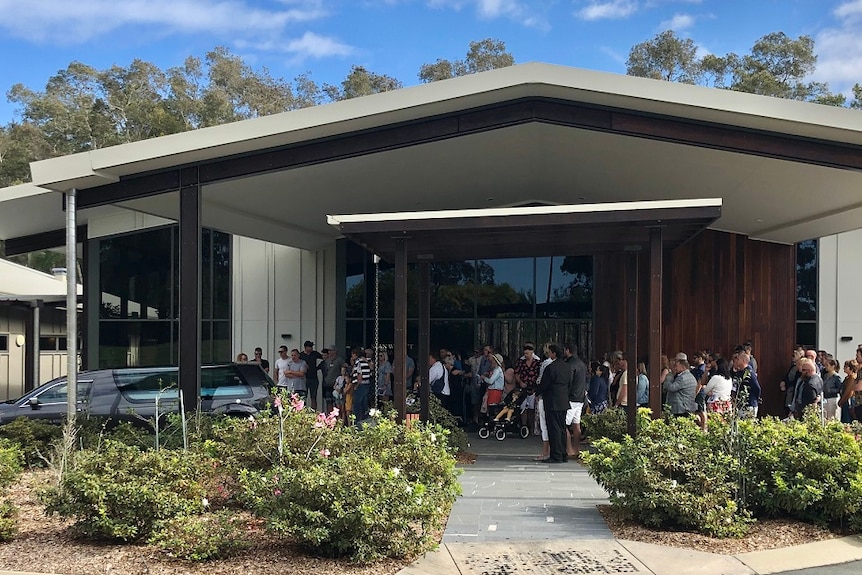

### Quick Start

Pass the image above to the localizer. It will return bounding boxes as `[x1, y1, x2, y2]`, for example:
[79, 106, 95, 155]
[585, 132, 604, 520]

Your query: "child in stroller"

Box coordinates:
[478, 386, 531, 440]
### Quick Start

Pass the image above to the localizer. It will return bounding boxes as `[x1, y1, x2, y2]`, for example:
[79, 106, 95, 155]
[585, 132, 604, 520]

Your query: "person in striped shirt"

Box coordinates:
[351, 347, 373, 424]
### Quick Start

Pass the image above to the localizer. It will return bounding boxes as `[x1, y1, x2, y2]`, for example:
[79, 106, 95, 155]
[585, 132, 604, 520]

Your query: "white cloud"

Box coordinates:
[284, 31, 353, 58]
[811, 1, 862, 94]
[427, 0, 547, 28]
[575, 0, 639, 21]
[659, 12, 694, 31]
[0, 0, 327, 44]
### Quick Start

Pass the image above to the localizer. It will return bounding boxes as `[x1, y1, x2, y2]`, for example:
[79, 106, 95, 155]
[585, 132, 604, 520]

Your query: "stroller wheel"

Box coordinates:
[478, 426, 490, 439]
[495, 428, 507, 441]
[519, 425, 530, 439]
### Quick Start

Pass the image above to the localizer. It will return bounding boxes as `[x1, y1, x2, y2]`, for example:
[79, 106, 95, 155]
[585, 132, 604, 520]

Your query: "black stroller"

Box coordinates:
[478, 387, 531, 441]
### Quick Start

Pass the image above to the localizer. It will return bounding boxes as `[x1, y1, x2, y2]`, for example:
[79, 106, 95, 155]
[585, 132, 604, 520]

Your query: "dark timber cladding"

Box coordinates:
[593, 229, 795, 418]
[179, 169, 202, 412]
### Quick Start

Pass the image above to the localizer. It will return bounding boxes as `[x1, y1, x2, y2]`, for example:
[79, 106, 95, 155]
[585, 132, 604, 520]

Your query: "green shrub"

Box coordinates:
[0, 440, 24, 489]
[239, 415, 461, 563]
[149, 510, 251, 561]
[583, 415, 751, 537]
[41, 440, 212, 541]
[0, 499, 16, 542]
[741, 414, 862, 526]
[0, 417, 62, 467]
[387, 392, 469, 452]
[581, 407, 652, 443]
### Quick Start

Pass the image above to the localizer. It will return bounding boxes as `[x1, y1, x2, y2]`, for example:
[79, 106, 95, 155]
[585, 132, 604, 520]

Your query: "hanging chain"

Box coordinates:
[373, 254, 381, 382]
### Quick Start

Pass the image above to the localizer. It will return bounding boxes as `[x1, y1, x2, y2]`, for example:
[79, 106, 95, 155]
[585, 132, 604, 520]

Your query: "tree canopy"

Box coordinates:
[627, 30, 857, 106]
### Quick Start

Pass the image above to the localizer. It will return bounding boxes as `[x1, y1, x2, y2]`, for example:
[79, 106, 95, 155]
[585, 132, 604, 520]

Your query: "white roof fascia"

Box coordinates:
[0, 258, 81, 297]
[28, 63, 862, 193]
[328, 198, 722, 226]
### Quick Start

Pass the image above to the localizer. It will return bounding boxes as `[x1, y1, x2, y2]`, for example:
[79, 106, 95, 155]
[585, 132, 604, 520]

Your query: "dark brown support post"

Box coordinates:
[649, 227, 663, 419]
[179, 170, 201, 413]
[393, 239, 407, 422]
[419, 262, 430, 422]
[626, 249, 639, 437]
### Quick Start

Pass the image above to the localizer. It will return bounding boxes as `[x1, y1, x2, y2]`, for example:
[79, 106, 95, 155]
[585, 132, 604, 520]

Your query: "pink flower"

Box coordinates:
[273, 396, 283, 413]
[319, 449, 330, 458]
[273, 489, 282, 496]
[290, 394, 305, 411]
[331, 407, 340, 417]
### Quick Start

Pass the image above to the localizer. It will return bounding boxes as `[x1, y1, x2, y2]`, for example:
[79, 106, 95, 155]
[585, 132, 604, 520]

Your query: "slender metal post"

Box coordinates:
[66, 189, 78, 422]
[649, 228, 663, 419]
[393, 239, 407, 421]
[26, 300, 42, 393]
[626, 249, 638, 437]
[419, 262, 430, 422]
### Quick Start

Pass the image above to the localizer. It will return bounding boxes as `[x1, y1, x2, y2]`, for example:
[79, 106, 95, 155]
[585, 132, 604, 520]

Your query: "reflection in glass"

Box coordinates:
[99, 321, 174, 368]
[99, 227, 174, 320]
[476, 258, 533, 318]
[796, 240, 817, 322]
[535, 256, 593, 319]
[430, 262, 476, 318]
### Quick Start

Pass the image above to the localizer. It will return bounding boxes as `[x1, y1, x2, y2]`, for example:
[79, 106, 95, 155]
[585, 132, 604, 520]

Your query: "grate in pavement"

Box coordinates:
[460, 547, 643, 575]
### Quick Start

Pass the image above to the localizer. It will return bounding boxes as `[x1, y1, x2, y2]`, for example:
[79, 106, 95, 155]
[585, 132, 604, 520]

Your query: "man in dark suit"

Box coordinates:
[536, 343, 573, 463]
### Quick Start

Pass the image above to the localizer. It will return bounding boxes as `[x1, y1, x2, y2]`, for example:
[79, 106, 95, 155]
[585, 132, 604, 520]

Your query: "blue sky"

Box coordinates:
[0, 0, 860, 123]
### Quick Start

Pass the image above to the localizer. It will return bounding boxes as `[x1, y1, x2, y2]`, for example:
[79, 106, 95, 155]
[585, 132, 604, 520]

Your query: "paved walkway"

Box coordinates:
[399, 434, 862, 575]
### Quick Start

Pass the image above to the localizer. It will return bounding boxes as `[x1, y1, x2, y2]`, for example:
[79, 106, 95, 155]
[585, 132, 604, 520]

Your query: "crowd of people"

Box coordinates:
[234, 339, 862, 432]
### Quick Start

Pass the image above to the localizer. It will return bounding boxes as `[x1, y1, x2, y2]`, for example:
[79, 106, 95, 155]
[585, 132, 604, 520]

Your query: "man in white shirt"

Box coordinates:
[429, 351, 450, 409]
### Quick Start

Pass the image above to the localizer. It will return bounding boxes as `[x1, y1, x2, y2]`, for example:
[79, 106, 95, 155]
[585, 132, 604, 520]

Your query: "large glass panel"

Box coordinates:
[345, 242, 365, 318]
[536, 320, 592, 360]
[376, 262, 419, 319]
[796, 240, 817, 322]
[201, 228, 212, 320]
[212, 321, 232, 363]
[476, 258, 534, 318]
[429, 320, 475, 359]
[430, 262, 476, 318]
[212, 231, 231, 320]
[476, 319, 533, 363]
[346, 320, 365, 349]
[98, 321, 174, 368]
[99, 227, 174, 320]
[535, 256, 593, 319]
[796, 322, 816, 349]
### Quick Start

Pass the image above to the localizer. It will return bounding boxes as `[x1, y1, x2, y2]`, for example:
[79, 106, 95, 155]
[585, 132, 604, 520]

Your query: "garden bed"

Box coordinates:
[0, 470, 412, 575]
[598, 504, 842, 555]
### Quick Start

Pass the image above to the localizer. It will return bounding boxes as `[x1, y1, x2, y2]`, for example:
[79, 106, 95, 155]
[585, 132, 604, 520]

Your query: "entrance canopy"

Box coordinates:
[328, 198, 721, 262]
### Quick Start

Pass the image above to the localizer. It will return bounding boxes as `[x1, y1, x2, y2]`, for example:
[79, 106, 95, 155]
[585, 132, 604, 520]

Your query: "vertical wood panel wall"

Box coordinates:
[594, 230, 795, 416]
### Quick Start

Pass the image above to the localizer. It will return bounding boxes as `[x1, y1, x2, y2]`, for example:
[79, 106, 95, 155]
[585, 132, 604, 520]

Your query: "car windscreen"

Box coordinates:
[201, 365, 254, 399]
[234, 363, 276, 390]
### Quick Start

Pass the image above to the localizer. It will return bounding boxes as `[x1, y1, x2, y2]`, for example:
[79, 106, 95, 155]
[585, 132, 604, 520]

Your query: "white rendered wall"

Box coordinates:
[231, 236, 337, 364]
[818, 230, 862, 362]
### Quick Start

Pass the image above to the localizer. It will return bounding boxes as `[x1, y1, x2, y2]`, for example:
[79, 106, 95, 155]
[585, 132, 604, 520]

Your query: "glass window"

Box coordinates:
[202, 228, 212, 320]
[0, 334, 7, 352]
[39, 336, 59, 351]
[113, 368, 179, 403]
[476, 258, 534, 318]
[34, 380, 93, 404]
[345, 241, 366, 318]
[99, 227, 175, 320]
[430, 262, 476, 318]
[535, 256, 593, 319]
[212, 231, 231, 320]
[98, 321, 175, 368]
[796, 240, 817, 322]
[796, 322, 816, 349]
[430, 321, 475, 359]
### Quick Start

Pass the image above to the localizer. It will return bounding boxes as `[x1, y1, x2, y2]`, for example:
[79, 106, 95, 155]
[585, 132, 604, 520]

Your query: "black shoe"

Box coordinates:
[547, 458, 565, 464]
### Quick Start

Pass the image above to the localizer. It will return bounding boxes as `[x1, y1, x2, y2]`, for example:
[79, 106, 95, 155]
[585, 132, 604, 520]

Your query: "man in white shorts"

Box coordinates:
[564, 342, 588, 459]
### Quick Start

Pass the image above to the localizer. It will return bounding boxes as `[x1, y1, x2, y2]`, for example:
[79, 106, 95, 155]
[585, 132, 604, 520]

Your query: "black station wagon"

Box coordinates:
[0, 363, 274, 426]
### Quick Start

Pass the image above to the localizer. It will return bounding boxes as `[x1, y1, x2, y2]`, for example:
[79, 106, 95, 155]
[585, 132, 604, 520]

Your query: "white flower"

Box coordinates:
[392, 467, 401, 477]
[406, 485, 413, 493]
[202, 497, 210, 508]
[670, 480, 678, 488]
[369, 408, 380, 417]
[430, 432, 437, 442]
